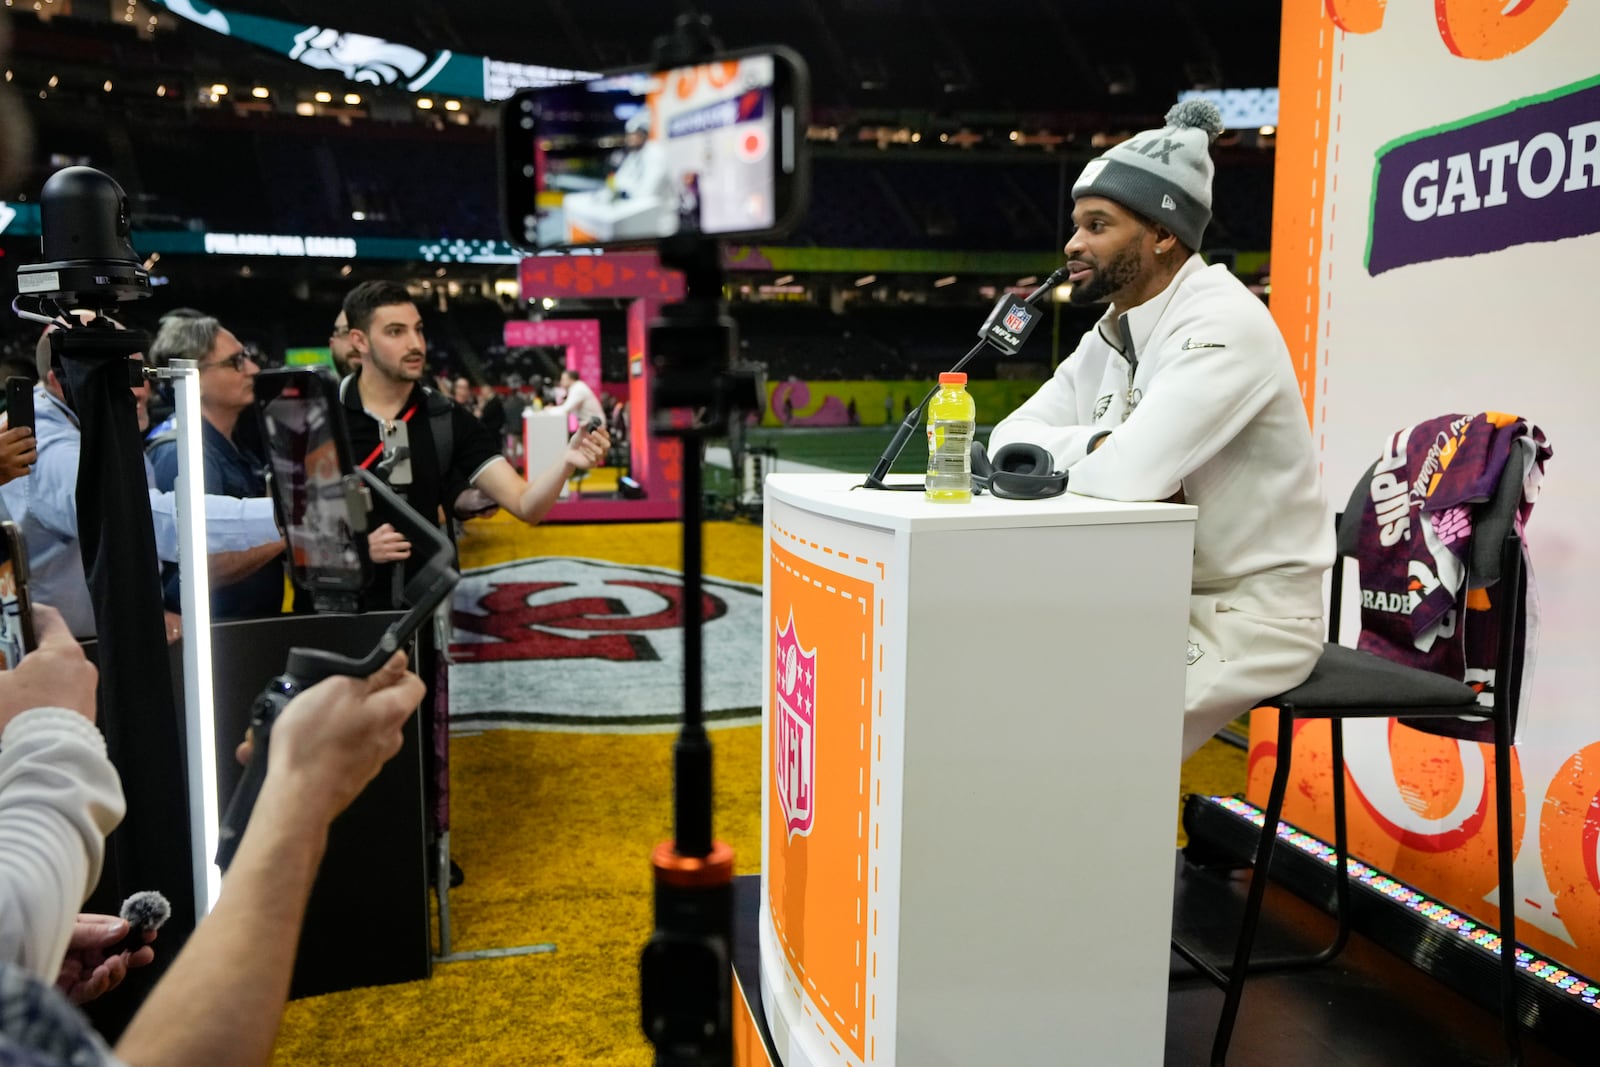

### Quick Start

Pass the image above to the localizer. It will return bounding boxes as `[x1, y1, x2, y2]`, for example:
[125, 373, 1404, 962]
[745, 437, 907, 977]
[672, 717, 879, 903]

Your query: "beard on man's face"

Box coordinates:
[1068, 241, 1144, 306]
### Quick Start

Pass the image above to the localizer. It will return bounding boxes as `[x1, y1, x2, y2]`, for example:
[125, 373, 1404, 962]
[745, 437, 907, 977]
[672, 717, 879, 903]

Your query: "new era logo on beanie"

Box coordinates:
[1072, 99, 1225, 251]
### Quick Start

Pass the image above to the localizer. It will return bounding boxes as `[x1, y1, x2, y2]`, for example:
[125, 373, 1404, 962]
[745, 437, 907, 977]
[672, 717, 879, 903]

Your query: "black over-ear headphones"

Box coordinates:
[970, 442, 1069, 500]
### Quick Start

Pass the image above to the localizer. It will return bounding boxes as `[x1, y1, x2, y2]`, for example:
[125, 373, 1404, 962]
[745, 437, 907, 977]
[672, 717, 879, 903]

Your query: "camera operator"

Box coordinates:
[0, 318, 284, 639]
[0, 602, 424, 1067]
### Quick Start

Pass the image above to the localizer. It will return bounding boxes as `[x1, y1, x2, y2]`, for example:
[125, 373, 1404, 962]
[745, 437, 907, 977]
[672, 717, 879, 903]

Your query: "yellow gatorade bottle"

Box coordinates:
[925, 372, 975, 502]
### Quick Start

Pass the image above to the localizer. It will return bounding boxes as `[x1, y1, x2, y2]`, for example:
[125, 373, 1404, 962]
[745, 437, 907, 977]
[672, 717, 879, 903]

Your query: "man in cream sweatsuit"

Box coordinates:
[989, 100, 1333, 758]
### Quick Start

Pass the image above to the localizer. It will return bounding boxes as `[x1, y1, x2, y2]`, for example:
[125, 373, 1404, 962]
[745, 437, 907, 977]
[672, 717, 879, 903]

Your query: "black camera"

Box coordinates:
[16, 166, 150, 312]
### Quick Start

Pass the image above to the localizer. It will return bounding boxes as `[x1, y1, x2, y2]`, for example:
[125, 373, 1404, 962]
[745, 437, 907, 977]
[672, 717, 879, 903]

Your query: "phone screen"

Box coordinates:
[0, 521, 36, 670]
[503, 48, 806, 250]
[255, 371, 369, 594]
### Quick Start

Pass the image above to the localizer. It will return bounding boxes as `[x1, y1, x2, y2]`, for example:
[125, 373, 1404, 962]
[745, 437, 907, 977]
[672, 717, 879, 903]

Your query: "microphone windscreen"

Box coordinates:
[119, 890, 172, 934]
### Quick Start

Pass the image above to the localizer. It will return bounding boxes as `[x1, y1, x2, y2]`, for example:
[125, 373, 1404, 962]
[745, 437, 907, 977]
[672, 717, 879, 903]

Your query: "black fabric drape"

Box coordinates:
[59, 344, 193, 1039]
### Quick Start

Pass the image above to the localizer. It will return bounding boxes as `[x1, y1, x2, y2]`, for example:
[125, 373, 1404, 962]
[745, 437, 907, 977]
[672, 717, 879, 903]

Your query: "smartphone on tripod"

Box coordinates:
[500, 46, 809, 252]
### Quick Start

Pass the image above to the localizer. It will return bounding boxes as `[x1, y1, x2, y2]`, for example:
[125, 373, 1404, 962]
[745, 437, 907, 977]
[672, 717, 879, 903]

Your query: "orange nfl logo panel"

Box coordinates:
[768, 540, 875, 1060]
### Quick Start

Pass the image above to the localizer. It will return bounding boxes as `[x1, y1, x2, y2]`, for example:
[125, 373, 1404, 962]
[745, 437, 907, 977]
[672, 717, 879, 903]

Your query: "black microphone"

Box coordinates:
[862, 267, 1068, 490]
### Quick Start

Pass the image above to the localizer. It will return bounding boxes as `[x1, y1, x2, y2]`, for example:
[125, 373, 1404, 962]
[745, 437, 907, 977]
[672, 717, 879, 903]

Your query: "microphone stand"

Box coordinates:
[860, 267, 1068, 491]
[861, 335, 991, 491]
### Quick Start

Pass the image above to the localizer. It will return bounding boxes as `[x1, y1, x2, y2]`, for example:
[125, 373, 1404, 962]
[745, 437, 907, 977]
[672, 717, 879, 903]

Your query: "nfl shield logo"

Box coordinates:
[1003, 304, 1032, 334]
[775, 611, 818, 839]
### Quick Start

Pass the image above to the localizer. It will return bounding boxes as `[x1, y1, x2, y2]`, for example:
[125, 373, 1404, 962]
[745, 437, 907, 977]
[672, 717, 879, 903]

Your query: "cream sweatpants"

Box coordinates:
[1181, 594, 1324, 760]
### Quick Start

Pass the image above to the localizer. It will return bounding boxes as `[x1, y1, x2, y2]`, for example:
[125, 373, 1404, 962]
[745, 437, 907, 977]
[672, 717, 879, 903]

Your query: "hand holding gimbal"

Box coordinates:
[215, 470, 458, 869]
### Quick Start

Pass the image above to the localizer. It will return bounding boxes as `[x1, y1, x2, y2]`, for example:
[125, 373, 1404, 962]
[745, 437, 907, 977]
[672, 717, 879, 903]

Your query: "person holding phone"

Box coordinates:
[0, 375, 36, 487]
[0, 604, 123, 983]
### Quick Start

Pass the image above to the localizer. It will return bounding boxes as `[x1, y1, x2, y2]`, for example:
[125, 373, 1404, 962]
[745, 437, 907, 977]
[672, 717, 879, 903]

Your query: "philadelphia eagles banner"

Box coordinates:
[151, 0, 596, 102]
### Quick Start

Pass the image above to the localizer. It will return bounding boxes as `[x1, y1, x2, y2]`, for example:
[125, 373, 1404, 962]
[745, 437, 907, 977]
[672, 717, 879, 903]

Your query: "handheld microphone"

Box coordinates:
[108, 890, 171, 956]
[861, 267, 1068, 491]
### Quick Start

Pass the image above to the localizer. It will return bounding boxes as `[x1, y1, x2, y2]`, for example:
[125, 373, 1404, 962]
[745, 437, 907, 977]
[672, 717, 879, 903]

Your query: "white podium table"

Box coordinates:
[759, 474, 1195, 1067]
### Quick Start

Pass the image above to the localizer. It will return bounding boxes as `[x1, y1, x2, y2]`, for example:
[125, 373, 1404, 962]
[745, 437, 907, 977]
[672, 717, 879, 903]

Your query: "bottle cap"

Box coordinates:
[938, 372, 967, 386]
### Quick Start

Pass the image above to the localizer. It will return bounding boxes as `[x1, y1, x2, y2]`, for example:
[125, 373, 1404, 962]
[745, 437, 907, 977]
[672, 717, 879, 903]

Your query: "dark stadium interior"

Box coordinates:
[1, 0, 1283, 389]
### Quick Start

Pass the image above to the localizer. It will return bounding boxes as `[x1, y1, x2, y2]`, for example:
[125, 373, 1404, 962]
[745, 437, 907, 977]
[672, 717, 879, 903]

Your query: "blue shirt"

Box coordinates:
[0, 387, 282, 637]
[148, 419, 284, 619]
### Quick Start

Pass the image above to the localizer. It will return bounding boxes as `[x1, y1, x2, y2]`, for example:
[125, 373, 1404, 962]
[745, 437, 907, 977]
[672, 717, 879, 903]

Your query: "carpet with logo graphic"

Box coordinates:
[268, 510, 1241, 1065]
[448, 556, 763, 732]
[271, 513, 767, 1066]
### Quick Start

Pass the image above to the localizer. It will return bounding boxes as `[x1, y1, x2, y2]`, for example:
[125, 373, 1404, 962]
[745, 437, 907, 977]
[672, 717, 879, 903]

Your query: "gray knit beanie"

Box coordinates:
[1071, 100, 1225, 251]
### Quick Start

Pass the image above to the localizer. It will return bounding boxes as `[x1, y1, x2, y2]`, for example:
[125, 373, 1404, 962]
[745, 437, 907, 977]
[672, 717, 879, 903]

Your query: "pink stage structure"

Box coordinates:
[511, 252, 686, 521]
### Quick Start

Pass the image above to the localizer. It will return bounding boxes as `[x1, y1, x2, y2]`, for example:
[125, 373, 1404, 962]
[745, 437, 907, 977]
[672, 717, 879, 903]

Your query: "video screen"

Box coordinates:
[520, 53, 784, 247]
[260, 385, 365, 592]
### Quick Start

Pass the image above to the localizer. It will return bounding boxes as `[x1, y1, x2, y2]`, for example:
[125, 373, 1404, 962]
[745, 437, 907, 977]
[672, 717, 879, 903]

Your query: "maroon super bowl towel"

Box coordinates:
[1355, 412, 1551, 704]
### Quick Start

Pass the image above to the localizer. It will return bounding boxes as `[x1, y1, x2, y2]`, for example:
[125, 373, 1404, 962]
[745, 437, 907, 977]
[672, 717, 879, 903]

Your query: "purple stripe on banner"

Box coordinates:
[1367, 75, 1600, 275]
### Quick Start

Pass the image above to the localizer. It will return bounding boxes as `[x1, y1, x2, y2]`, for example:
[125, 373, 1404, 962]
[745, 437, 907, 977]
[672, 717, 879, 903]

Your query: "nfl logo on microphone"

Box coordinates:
[775, 611, 817, 840]
[1003, 303, 1032, 334]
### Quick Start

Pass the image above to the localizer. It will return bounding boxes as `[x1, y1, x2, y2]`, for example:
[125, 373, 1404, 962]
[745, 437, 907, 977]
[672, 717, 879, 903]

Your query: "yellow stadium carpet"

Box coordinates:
[269, 512, 1243, 1065]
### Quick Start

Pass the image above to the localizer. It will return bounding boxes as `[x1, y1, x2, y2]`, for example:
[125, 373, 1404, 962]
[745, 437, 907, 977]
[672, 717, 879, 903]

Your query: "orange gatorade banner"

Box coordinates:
[1258, 0, 1596, 979]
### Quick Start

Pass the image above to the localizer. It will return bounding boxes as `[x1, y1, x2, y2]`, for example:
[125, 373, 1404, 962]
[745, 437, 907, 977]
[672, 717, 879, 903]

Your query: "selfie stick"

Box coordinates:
[214, 470, 458, 869]
[638, 228, 754, 1067]
[634, 24, 769, 1067]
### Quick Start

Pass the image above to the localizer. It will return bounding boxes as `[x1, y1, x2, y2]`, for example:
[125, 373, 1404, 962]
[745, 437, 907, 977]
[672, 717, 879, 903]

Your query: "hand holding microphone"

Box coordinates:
[56, 892, 169, 1004]
[566, 414, 611, 471]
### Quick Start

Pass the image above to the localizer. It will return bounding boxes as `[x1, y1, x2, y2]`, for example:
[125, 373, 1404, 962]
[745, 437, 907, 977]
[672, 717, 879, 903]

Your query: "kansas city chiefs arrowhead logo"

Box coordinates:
[448, 557, 762, 730]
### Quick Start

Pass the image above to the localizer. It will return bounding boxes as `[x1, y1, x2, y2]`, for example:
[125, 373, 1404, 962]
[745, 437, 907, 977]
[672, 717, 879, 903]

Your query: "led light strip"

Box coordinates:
[1210, 795, 1600, 1010]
